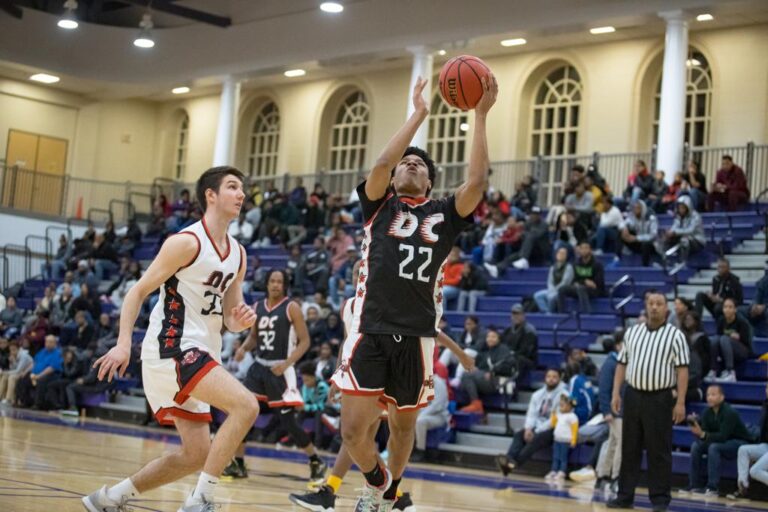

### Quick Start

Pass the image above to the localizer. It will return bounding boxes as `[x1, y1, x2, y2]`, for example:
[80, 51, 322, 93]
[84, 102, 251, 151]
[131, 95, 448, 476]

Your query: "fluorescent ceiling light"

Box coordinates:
[460, 123, 469, 132]
[590, 26, 616, 34]
[500, 38, 526, 47]
[696, 13, 714, 22]
[284, 69, 306, 77]
[30, 73, 60, 84]
[172, 86, 190, 94]
[320, 2, 343, 13]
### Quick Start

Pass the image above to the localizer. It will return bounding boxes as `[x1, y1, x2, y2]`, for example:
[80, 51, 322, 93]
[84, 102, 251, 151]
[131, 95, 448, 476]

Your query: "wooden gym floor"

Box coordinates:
[1, 406, 767, 512]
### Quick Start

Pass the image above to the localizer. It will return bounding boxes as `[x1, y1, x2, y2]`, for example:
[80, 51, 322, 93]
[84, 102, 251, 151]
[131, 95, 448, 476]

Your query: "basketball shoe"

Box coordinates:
[81, 486, 131, 512]
[289, 485, 336, 512]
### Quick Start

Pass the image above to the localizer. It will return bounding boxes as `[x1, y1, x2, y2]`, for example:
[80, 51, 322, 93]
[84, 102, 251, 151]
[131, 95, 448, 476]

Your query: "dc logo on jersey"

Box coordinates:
[202, 271, 235, 293]
[181, 350, 201, 366]
[387, 212, 444, 243]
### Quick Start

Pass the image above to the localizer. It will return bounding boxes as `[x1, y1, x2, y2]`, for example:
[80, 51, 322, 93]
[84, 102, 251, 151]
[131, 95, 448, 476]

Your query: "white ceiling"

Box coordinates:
[0, 0, 766, 100]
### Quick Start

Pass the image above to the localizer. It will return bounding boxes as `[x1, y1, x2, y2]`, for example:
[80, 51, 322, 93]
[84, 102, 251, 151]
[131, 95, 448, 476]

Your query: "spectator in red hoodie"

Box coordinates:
[708, 155, 750, 212]
[442, 247, 464, 306]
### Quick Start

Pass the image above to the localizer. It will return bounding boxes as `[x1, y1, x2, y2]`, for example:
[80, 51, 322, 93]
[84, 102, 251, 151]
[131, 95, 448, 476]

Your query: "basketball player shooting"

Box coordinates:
[83, 167, 259, 512]
[330, 73, 497, 512]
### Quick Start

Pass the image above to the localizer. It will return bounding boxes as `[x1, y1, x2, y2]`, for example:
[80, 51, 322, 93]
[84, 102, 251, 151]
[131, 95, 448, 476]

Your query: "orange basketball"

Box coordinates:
[438, 55, 492, 110]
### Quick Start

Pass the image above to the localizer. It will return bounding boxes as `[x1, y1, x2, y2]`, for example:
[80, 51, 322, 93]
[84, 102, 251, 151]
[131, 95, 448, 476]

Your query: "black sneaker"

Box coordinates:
[310, 458, 328, 483]
[289, 485, 336, 512]
[222, 459, 248, 479]
[594, 477, 607, 490]
[393, 491, 415, 511]
[726, 489, 748, 501]
[606, 499, 634, 509]
[495, 454, 515, 477]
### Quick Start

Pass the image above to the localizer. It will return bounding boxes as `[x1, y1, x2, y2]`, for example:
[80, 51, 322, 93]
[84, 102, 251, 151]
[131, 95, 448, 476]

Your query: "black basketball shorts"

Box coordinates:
[243, 359, 304, 408]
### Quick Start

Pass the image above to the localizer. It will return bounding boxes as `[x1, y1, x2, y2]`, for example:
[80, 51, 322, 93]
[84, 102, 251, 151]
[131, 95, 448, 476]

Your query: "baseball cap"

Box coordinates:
[511, 304, 524, 314]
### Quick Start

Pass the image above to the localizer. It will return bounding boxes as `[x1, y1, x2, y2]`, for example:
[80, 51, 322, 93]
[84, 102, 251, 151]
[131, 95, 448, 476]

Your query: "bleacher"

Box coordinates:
[11, 204, 768, 484]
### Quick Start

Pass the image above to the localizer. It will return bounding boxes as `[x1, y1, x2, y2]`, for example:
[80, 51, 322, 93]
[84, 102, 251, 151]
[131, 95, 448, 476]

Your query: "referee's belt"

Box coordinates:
[255, 357, 287, 368]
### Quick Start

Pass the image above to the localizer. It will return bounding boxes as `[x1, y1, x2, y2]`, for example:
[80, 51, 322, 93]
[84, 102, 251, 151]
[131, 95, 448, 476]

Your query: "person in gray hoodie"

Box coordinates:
[534, 247, 574, 313]
[619, 200, 659, 267]
[662, 195, 705, 261]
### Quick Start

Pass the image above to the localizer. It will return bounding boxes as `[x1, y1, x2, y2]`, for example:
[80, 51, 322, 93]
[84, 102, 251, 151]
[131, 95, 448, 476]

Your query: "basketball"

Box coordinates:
[438, 55, 492, 110]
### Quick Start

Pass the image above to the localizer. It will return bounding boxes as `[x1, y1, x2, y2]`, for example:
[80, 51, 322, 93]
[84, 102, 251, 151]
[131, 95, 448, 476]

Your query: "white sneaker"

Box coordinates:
[82, 486, 131, 512]
[569, 466, 596, 482]
[593, 249, 604, 256]
[704, 370, 717, 382]
[512, 258, 529, 270]
[544, 471, 557, 481]
[717, 370, 737, 382]
[353, 467, 392, 512]
[484, 262, 499, 278]
[555, 471, 567, 481]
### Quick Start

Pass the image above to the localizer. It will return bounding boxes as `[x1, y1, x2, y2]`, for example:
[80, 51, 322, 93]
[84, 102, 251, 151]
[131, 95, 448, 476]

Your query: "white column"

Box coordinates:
[656, 10, 689, 184]
[212, 76, 241, 167]
[406, 46, 434, 149]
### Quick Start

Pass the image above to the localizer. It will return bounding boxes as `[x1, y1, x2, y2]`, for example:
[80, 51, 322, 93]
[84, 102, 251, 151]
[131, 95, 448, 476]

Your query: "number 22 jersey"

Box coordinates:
[141, 219, 243, 362]
[350, 181, 472, 338]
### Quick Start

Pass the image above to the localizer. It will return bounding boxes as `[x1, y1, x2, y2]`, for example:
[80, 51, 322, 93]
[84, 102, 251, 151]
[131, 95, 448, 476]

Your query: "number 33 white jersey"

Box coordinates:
[141, 219, 243, 363]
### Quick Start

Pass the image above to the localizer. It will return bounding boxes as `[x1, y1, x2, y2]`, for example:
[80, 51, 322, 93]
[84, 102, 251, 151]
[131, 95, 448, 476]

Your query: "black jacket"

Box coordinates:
[459, 264, 488, 292]
[573, 256, 606, 295]
[501, 322, 538, 368]
[711, 272, 744, 305]
[476, 343, 515, 377]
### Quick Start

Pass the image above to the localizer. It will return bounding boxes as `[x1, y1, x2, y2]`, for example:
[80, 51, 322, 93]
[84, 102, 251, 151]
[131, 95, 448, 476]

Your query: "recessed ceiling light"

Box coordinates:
[30, 73, 60, 84]
[696, 13, 714, 22]
[438, 49, 447, 56]
[58, 0, 78, 29]
[460, 123, 469, 132]
[686, 59, 701, 67]
[320, 2, 343, 13]
[172, 86, 190, 94]
[58, 18, 78, 29]
[500, 38, 527, 47]
[284, 69, 306, 78]
[590, 26, 616, 35]
[133, 13, 155, 48]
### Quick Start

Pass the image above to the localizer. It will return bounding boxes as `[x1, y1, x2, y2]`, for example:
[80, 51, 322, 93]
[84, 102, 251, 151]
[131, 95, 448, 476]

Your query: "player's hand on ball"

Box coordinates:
[271, 361, 289, 376]
[412, 76, 429, 114]
[94, 344, 131, 382]
[475, 73, 498, 116]
[231, 302, 256, 331]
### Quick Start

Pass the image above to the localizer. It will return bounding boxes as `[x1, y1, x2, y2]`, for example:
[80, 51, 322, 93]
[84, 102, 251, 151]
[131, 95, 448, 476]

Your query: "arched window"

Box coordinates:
[329, 91, 369, 171]
[530, 65, 582, 156]
[427, 91, 468, 164]
[248, 102, 280, 177]
[174, 114, 189, 179]
[653, 48, 712, 147]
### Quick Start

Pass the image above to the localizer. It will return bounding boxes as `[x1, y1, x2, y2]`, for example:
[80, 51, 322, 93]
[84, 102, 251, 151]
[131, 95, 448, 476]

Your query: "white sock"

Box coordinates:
[187, 472, 218, 504]
[106, 478, 139, 502]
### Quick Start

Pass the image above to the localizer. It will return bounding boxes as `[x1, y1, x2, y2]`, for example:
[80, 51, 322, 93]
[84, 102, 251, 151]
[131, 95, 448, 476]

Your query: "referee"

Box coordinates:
[607, 290, 689, 512]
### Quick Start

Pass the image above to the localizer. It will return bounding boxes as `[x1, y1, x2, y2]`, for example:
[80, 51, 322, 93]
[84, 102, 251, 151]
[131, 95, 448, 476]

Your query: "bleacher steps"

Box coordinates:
[693, 269, 765, 283]
[453, 432, 513, 452]
[438, 442, 502, 457]
[90, 394, 147, 424]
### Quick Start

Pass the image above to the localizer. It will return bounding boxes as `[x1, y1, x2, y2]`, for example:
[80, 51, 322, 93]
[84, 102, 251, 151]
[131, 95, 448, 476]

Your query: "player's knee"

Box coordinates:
[342, 421, 369, 446]
[181, 442, 209, 470]
[240, 393, 260, 423]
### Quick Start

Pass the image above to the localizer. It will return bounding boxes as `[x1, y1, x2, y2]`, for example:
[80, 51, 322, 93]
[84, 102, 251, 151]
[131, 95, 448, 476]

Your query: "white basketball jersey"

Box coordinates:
[141, 219, 242, 362]
[341, 297, 356, 336]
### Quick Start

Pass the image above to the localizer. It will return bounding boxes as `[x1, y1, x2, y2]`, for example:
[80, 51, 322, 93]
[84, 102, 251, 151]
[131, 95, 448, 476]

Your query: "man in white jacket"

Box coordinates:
[594, 196, 624, 255]
[496, 368, 568, 475]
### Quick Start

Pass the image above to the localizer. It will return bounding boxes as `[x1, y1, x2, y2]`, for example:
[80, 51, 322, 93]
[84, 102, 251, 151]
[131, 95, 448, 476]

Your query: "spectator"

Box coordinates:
[63, 353, 112, 414]
[224, 338, 253, 381]
[90, 232, 119, 281]
[495, 206, 551, 271]
[329, 246, 358, 308]
[551, 211, 580, 262]
[296, 237, 331, 295]
[533, 247, 574, 314]
[68, 282, 101, 322]
[106, 260, 142, 309]
[324, 313, 343, 347]
[456, 263, 488, 313]
[487, 191, 511, 217]
[74, 259, 97, 290]
[647, 171, 669, 213]
[21, 310, 50, 355]
[663, 195, 705, 261]
[312, 292, 334, 320]
[709, 298, 752, 382]
[669, 297, 693, 329]
[708, 155, 750, 212]
[305, 306, 328, 350]
[681, 160, 708, 211]
[69, 311, 95, 351]
[564, 180, 594, 235]
[289, 177, 308, 208]
[43, 234, 70, 280]
[171, 189, 192, 216]
[0, 341, 33, 404]
[311, 183, 328, 207]
[314, 342, 336, 382]
[15, 334, 62, 408]
[556, 242, 605, 314]
[93, 313, 117, 352]
[116, 218, 143, 257]
[299, 361, 329, 417]
[683, 385, 752, 496]
[496, 369, 567, 474]
[440, 315, 486, 387]
[661, 172, 684, 212]
[547, 395, 580, 481]
[501, 304, 539, 381]
[623, 160, 654, 203]
[564, 360, 598, 424]
[731, 383, 768, 500]
[442, 247, 464, 306]
[585, 176, 604, 213]
[563, 346, 598, 380]
[51, 283, 75, 327]
[694, 257, 743, 320]
[285, 245, 303, 294]
[0, 337, 7, 370]
[479, 209, 508, 264]
[510, 175, 537, 216]
[228, 211, 254, 245]
[564, 165, 587, 197]
[495, 216, 524, 263]
[680, 312, 711, 402]
[0, 297, 24, 339]
[44, 348, 84, 410]
[738, 264, 768, 337]
[618, 201, 659, 267]
[304, 195, 327, 242]
[327, 226, 354, 274]
[412, 372, 451, 462]
[593, 196, 623, 255]
[459, 329, 515, 413]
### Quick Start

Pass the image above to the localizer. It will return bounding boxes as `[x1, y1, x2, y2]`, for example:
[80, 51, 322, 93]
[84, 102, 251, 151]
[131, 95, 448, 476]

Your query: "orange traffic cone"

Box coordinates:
[75, 196, 83, 219]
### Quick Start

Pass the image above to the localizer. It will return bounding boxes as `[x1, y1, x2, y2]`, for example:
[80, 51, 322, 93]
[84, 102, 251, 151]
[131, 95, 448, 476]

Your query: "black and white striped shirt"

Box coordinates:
[618, 322, 690, 391]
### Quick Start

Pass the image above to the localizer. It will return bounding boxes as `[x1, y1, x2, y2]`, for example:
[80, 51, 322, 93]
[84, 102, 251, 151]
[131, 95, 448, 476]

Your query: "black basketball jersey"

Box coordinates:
[350, 181, 472, 337]
[253, 297, 296, 361]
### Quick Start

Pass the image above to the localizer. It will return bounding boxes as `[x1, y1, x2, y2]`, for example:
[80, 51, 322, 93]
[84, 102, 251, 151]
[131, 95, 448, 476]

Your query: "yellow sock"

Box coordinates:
[326, 475, 343, 494]
[396, 486, 404, 498]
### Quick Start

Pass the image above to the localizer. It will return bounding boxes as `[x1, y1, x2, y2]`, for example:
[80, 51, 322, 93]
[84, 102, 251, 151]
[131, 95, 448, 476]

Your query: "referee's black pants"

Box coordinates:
[617, 386, 674, 508]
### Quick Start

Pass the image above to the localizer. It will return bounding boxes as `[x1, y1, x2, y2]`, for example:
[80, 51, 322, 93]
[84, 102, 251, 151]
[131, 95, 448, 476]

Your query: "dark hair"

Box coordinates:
[675, 297, 693, 311]
[722, 155, 733, 162]
[391, 146, 437, 197]
[723, 297, 738, 308]
[644, 288, 665, 302]
[602, 335, 617, 353]
[637, 159, 647, 168]
[707, 383, 724, 395]
[195, 166, 245, 213]
[465, 315, 479, 325]
[718, 257, 730, 267]
[299, 361, 316, 377]
[682, 311, 703, 333]
[689, 160, 700, 171]
[265, 268, 289, 295]
[545, 367, 561, 378]
[571, 165, 585, 174]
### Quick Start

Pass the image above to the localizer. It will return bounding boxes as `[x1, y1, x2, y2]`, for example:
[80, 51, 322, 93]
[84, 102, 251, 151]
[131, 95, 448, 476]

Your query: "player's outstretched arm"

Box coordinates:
[94, 233, 198, 382]
[455, 74, 498, 218]
[365, 77, 429, 201]
[223, 245, 256, 333]
[437, 329, 476, 372]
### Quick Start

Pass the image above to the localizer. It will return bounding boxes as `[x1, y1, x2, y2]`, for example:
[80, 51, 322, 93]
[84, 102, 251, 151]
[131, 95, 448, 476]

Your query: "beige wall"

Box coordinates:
[1, 23, 766, 188]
